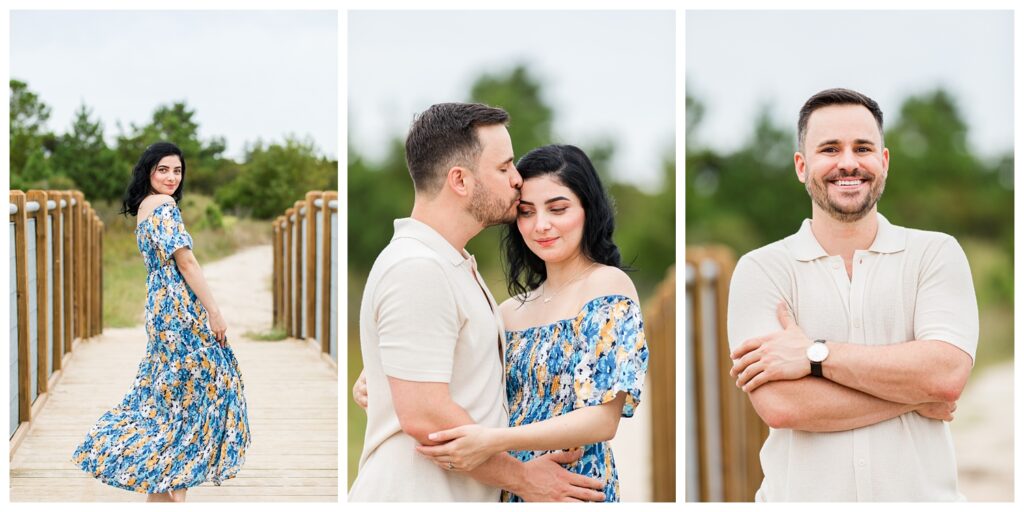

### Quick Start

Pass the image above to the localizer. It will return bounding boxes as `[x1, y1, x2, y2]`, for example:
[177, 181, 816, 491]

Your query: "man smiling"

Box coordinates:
[726, 88, 978, 501]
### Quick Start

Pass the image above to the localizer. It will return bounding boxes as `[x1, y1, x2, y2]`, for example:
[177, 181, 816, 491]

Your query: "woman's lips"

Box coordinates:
[536, 237, 559, 247]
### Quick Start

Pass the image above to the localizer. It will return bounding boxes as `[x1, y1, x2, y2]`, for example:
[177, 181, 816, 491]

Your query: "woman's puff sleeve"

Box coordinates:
[573, 296, 649, 417]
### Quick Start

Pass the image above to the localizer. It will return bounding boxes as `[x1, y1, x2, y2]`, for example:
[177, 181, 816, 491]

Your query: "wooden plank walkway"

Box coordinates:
[9, 245, 338, 502]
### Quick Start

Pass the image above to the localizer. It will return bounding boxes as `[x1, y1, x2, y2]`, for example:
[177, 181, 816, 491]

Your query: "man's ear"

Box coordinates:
[446, 165, 472, 198]
[881, 147, 890, 177]
[794, 151, 808, 183]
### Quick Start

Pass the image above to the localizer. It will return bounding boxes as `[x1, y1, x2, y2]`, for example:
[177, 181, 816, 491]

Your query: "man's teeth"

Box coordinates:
[835, 179, 862, 186]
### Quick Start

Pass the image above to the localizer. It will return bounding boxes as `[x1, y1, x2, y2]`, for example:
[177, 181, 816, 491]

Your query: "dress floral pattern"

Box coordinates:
[72, 201, 250, 494]
[502, 294, 648, 502]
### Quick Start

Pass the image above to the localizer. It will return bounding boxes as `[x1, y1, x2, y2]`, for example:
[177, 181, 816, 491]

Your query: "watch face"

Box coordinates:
[807, 342, 829, 363]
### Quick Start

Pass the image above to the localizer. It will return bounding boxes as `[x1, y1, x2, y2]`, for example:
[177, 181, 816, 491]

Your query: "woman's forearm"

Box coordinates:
[175, 251, 221, 317]
[496, 394, 625, 452]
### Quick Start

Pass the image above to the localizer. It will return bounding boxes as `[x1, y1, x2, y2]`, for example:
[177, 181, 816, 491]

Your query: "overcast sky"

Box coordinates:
[348, 10, 676, 191]
[10, 10, 338, 160]
[686, 10, 1013, 158]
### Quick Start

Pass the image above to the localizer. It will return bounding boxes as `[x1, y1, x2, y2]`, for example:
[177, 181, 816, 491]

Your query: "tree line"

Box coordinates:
[9, 79, 337, 220]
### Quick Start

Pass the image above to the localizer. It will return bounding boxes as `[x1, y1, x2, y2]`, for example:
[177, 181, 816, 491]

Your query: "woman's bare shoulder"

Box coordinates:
[584, 265, 640, 304]
[141, 194, 176, 208]
[137, 195, 177, 221]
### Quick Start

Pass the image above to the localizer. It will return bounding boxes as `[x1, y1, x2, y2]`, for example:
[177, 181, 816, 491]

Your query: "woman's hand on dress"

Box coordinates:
[209, 311, 228, 347]
[415, 424, 501, 472]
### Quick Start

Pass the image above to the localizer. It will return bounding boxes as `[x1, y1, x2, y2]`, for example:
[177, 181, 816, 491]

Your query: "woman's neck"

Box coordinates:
[543, 253, 594, 291]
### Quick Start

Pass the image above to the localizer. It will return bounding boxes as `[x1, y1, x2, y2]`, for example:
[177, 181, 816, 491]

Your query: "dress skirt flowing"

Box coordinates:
[72, 201, 250, 493]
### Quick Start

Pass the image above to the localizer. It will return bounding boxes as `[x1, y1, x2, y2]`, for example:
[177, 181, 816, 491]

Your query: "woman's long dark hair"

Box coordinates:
[120, 141, 186, 217]
[501, 144, 623, 301]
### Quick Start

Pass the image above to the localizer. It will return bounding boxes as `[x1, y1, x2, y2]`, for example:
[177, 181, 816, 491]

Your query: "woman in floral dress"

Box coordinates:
[72, 142, 250, 502]
[416, 144, 649, 502]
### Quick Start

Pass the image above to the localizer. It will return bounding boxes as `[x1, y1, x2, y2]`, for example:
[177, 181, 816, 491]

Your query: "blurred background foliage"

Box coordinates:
[349, 64, 676, 306]
[347, 64, 676, 485]
[686, 88, 1013, 369]
[10, 78, 338, 327]
[10, 79, 338, 219]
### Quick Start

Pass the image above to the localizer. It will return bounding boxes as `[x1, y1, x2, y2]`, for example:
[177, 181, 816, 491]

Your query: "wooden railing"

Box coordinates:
[9, 189, 103, 449]
[685, 246, 767, 502]
[272, 191, 338, 364]
[644, 266, 676, 502]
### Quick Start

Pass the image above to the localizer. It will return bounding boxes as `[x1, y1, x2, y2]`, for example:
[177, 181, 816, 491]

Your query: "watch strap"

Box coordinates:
[810, 339, 826, 377]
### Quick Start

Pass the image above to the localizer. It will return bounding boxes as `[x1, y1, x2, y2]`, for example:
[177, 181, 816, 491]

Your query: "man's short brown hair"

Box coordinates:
[405, 102, 510, 195]
[798, 88, 884, 150]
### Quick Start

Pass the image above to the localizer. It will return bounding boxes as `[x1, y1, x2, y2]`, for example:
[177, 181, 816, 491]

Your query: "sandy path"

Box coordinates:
[201, 245, 276, 336]
[952, 360, 1014, 501]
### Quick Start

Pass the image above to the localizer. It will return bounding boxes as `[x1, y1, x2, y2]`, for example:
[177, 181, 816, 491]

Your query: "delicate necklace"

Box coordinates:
[540, 262, 597, 304]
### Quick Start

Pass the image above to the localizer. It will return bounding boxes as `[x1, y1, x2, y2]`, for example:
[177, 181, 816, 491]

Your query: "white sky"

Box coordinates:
[348, 10, 676, 191]
[9, 10, 338, 160]
[686, 10, 1014, 158]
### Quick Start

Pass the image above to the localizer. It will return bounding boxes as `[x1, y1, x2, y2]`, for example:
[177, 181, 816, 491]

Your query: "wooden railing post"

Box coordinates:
[73, 191, 85, 341]
[293, 200, 304, 339]
[47, 191, 65, 372]
[647, 266, 676, 502]
[321, 191, 337, 356]
[11, 191, 31, 430]
[83, 200, 93, 339]
[62, 192, 74, 355]
[272, 217, 281, 327]
[27, 190, 50, 397]
[686, 246, 766, 502]
[93, 216, 102, 336]
[284, 207, 295, 337]
[305, 192, 321, 343]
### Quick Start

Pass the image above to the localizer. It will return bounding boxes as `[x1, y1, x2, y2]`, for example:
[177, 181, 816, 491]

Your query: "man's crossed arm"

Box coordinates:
[728, 303, 968, 432]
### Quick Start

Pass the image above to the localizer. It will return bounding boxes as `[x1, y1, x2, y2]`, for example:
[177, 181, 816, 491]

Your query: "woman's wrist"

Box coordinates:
[491, 427, 514, 453]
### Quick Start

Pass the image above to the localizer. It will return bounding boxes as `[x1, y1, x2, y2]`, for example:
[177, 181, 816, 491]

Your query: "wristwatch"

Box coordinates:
[806, 339, 829, 377]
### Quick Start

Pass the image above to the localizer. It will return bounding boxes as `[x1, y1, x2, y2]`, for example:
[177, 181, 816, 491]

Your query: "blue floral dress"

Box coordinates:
[502, 294, 649, 502]
[72, 201, 250, 494]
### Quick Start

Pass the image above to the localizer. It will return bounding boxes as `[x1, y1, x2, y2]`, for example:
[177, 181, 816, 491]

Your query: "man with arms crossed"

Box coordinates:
[727, 88, 978, 501]
[349, 103, 605, 502]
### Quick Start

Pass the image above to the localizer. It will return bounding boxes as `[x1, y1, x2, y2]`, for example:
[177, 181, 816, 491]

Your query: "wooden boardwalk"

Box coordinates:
[9, 245, 338, 502]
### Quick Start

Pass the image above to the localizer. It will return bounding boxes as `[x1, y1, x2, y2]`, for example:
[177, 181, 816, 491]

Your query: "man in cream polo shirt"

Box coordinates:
[349, 103, 605, 502]
[726, 88, 978, 501]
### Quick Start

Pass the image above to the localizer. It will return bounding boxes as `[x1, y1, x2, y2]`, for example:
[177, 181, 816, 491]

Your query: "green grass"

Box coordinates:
[244, 327, 288, 341]
[960, 238, 1014, 372]
[99, 195, 273, 328]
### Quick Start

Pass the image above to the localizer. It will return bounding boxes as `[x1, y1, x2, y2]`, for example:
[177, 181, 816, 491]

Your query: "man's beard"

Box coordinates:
[467, 180, 518, 227]
[806, 169, 885, 223]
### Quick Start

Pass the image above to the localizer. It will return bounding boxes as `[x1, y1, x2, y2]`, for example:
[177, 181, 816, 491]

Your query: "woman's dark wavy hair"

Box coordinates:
[501, 144, 623, 302]
[120, 141, 186, 217]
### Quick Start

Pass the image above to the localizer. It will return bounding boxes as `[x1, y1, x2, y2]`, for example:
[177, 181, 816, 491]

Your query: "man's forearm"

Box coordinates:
[749, 377, 917, 432]
[389, 378, 526, 490]
[414, 404, 534, 493]
[824, 340, 972, 404]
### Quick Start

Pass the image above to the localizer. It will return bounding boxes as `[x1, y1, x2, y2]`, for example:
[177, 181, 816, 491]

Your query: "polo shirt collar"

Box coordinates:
[868, 213, 907, 254]
[785, 212, 906, 262]
[392, 217, 471, 267]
